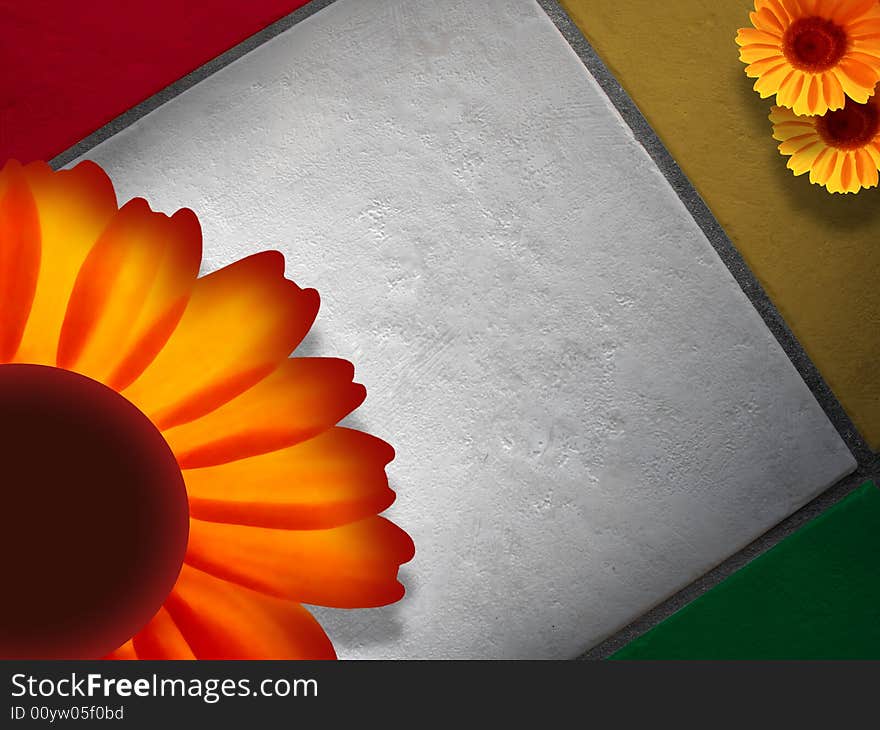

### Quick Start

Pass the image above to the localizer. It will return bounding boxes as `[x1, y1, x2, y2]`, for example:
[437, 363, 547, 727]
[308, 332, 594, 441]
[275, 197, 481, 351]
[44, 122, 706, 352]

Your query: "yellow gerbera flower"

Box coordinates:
[770, 91, 880, 193]
[0, 159, 414, 659]
[736, 0, 880, 116]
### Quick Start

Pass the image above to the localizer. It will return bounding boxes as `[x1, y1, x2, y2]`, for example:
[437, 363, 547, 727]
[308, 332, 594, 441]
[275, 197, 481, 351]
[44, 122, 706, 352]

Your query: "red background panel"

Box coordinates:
[0, 1, 312, 164]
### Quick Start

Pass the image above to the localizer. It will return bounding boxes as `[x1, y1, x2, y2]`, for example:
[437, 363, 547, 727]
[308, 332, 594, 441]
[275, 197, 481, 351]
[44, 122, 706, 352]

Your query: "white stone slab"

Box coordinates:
[73, 0, 855, 658]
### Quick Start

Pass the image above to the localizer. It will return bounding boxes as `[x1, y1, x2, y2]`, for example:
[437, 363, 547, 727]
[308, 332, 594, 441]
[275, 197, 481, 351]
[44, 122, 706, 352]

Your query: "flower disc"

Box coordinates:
[0, 364, 189, 658]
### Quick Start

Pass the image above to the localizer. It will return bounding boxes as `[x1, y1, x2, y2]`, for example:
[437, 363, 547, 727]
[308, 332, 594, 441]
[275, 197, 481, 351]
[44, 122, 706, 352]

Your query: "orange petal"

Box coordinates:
[809, 74, 824, 111]
[746, 55, 788, 75]
[103, 641, 138, 660]
[123, 251, 319, 429]
[831, 0, 879, 24]
[736, 27, 782, 47]
[165, 357, 366, 468]
[809, 147, 836, 184]
[757, 0, 792, 26]
[751, 7, 785, 35]
[835, 58, 879, 101]
[846, 51, 880, 72]
[0, 161, 41, 362]
[56, 199, 202, 388]
[185, 516, 415, 609]
[821, 71, 847, 110]
[131, 607, 196, 660]
[754, 63, 795, 97]
[186, 427, 396, 529]
[865, 140, 880, 167]
[14, 161, 118, 365]
[778, 70, 806, 109]
[854, 148, 879, 188]
[163, 565, 336, 659]
[824, 150, 848, 192]
[741, 44, 785, 64]
[842, 152, 857, 191]
[848, 17, 880, 36]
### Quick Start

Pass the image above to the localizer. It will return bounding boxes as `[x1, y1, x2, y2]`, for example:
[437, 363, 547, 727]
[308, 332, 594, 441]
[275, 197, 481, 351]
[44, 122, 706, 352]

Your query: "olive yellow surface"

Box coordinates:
[559, 0, 880, 448]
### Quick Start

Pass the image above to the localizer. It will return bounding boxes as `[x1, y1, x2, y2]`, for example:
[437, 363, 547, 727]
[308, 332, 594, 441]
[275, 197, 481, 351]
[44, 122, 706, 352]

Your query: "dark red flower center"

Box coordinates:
[817, 99, 880, 149]
[783, 16, 848, 72]
[0, 364, 188, 659]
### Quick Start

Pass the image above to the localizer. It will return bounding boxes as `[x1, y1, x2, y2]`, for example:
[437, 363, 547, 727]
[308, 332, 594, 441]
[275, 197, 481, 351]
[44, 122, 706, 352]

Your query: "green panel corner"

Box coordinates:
[612, 482, 880, 660]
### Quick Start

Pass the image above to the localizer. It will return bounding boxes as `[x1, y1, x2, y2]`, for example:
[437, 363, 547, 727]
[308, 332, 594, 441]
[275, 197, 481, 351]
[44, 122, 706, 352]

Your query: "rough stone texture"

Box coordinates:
[73, 0, 855, 658]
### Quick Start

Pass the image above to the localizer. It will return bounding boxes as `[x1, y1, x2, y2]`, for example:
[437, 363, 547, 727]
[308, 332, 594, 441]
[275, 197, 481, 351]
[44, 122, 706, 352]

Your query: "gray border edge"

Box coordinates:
[46, 0, 880, 661]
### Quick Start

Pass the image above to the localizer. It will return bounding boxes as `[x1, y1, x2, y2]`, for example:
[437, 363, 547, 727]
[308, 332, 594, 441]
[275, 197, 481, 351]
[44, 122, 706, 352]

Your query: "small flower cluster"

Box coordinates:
[736, 0, 880, 193]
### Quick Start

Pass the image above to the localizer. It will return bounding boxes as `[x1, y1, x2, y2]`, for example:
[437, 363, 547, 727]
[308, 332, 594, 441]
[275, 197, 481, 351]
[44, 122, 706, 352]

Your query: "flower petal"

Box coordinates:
[778, 70, 807, 109]
[14, 161, 118, 365]
[130, 607, 196, 660]
[821, 71, 847, 110]
[757, 0, 792, 26]
[787, 140, 827, 174]
[103, 641, 137, 660]
[835, 58, 879, 101]
[123, 251, 319, 429]
[185, 516, 415, 609]
[754, 64, 795, 98]
[164, 565, 336, 659]
[0, 161, 41, 362]
[56, 199, 202, 388]
[186, 427, 396, 529]
[809, 147, 837, 184]
[830, 0, 879, 24]
[751, 7, 785, 35]
[165, 357, 366, 468]
[737, 27, 783, 47]
[854, 147, 879, 188]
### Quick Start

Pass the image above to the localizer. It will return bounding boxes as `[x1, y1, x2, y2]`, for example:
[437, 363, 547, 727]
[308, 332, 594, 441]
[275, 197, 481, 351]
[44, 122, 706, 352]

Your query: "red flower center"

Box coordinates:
[817, 99, 880, 149]
[783, 17, 848, 71]
[0, 364, 189, 659]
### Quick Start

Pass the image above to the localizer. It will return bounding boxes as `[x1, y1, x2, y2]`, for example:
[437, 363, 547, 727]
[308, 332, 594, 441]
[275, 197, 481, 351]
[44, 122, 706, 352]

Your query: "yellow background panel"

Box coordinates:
[559, 0, 880, 447]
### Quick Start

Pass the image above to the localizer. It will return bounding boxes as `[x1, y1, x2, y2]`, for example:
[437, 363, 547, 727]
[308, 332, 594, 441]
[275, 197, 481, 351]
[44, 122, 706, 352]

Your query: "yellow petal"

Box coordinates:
[13, 161, 118, 366]
[56, 199, 202, 389]
[122, 251, 319, 429]
[787, 139, 827, 175]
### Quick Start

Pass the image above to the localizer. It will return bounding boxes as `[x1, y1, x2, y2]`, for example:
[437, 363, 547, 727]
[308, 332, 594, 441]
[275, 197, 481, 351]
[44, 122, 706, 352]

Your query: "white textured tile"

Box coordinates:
[74, 0, 855, 658]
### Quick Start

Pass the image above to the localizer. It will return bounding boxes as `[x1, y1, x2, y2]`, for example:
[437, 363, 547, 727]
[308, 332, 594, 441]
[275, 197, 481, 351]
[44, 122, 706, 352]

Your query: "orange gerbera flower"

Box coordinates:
[736, 0, 880, 116]
[0, 159, 414, 659]
[770, 90, 880, 192]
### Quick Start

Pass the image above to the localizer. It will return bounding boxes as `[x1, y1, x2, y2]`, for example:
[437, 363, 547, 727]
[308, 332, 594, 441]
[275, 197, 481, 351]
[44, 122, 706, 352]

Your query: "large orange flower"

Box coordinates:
[736, 0, 880, 116]
[0, 159, 413, 659]
[770, 90, 880, 192]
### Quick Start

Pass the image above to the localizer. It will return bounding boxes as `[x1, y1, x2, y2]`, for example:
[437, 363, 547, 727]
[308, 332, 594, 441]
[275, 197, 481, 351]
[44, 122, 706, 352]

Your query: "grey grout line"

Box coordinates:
[535, 0, 879, 659]
[45, 0, 876, 660]
[48, 0, 340, 171]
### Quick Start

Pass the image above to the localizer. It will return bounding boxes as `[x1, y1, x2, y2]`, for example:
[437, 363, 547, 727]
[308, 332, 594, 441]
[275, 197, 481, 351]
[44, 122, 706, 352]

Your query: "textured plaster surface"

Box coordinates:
[73, 0, 855, 658]
[560, 0, 880, 448]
